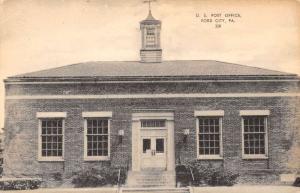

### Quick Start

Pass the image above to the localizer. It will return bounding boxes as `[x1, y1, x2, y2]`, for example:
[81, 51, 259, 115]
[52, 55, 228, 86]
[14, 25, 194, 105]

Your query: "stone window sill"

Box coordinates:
[84, 156, 110, 161]
[197, 155, 223, 160]
[38, 157, 64, 162]
[242, 155, 268, 160]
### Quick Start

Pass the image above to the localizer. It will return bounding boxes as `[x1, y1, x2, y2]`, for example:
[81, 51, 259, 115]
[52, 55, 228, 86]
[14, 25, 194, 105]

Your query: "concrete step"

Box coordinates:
[127, 170, 176, 187]
[121, 187, 190, 193]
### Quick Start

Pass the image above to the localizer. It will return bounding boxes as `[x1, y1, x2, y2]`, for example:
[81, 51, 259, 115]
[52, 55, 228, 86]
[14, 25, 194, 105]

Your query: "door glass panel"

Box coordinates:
[143, 139, 151, 153]
[156, 138, 164, 153]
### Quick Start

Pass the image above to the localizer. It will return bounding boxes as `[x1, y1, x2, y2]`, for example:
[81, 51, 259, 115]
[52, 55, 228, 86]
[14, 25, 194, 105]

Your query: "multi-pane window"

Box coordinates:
[86, 119, 109, 157]
[198, 117, 222, 157]
[40, 119, 63, 157]
[141, 120, 165, 128]
[243, 116, 267, 156]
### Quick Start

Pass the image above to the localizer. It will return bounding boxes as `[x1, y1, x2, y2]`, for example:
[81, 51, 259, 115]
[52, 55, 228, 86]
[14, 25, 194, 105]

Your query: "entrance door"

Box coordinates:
[141, 136, 166, 169]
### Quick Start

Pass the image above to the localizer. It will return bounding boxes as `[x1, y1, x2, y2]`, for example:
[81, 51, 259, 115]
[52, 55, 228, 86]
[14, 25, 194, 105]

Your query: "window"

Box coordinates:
[141, 120, 165, 128]
[86, 119, 109, 157]
[195, 110, 224, 159]
[37, 112, 66, 161]
[83, 112, 112, 161]
[143, 139, 151, 153]
[156, 138, 164, 153]
[197, 117, 222, 159]
[41, 119, 63, 157]
[242, 116, 268, 159]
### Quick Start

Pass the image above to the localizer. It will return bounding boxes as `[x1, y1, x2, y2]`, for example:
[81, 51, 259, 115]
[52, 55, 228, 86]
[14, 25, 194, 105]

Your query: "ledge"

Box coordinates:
[82, 111, 112, 118]
[194, 110, 224, 117]
[84, 156, 110, 161]
[197, 156, 224, 160]
[240, 110, 270, 116]
[38, 157, 65, 162]
[36, 112, 67, 118]
[242, 155, 269, 160]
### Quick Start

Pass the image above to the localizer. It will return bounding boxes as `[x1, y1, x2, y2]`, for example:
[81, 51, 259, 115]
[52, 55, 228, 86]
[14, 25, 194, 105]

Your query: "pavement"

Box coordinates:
[192, 185, 299, 193]
[1, 186, 299, 193]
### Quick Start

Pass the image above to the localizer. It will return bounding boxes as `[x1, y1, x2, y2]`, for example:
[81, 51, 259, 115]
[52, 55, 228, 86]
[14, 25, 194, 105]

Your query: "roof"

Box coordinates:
[140, 10, 161, 25]
[7, 60, 298, 82]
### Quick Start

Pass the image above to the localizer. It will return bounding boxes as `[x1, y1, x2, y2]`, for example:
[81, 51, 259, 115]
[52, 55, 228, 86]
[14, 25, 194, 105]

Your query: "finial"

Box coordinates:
[143, 0, 156, 13]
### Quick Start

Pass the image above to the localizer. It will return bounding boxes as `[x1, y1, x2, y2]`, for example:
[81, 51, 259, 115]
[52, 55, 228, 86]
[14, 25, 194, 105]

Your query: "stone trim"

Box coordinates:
[6, 92, 300, 100]
[240, 110, 270, 116]
[132, 112, 174, 121]
[4, 78, 300, 84]
[82, 111, 113, 118]
[194, 110, 224, 117]
[131, 112, 175, 172]
[36, 112, 67, 118]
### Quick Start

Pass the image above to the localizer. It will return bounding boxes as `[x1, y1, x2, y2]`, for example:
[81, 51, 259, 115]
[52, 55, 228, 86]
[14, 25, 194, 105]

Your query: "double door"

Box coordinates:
[141, 136, 166, 169]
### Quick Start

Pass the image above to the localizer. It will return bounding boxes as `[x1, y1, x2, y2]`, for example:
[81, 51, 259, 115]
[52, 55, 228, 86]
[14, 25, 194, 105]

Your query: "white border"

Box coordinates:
[36, 112, 67, 118]
[5, 92, 300, 100]
[194, 110, 224, 117]
[83, 116, 111, 161]
[241, 115, 269, 159]
[38, 118, 65, 162]
[196, 117, 223, 160]
[82, 111, 112, 118]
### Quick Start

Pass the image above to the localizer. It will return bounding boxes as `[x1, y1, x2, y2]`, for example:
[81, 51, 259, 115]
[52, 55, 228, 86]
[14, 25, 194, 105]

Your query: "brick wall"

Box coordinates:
[5, 81, 299, 96]
[3, 81, 300, 186]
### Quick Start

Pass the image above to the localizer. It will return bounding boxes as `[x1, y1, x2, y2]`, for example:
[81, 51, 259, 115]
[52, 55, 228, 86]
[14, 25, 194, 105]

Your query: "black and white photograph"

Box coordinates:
[0, 0, 299, 192]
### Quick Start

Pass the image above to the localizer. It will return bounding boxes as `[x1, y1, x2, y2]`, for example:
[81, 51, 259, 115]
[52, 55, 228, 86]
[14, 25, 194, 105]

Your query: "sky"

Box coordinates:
[0, 0, 300, 129]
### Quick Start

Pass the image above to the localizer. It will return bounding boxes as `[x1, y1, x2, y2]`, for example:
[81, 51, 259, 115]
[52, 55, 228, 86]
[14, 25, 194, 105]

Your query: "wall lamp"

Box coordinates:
[118, 129, 124, 144]
[183, 129, 190, 143]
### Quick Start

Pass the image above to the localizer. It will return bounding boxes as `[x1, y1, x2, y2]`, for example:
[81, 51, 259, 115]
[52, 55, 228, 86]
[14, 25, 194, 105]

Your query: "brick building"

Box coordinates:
[3, 11, 300, 187]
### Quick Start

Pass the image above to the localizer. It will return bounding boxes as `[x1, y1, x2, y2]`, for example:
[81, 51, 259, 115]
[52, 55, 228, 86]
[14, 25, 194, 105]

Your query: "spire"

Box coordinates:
[146, 10, 155, 20]
[141, 0, 160, 24]
[144, 0, 155, 13]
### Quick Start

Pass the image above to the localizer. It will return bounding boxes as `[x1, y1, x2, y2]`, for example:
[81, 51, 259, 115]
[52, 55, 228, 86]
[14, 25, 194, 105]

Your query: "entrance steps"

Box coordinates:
[126, 170, 176, 187]
[121, 187, 190, 193]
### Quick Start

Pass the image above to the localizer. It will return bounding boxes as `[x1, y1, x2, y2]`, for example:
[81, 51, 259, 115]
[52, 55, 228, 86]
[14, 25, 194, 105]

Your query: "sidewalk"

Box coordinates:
[192, 185, 299, 193]
[1, 186, 299, 193]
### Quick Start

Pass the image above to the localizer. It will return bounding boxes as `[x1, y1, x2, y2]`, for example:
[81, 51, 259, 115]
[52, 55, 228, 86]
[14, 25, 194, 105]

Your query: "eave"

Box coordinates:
[4, 74, 300, 84]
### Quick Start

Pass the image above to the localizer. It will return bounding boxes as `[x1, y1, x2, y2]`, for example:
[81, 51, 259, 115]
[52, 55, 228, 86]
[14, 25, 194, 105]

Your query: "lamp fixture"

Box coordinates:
[118, 129, 124, 143]
[183, 129, 190, 143]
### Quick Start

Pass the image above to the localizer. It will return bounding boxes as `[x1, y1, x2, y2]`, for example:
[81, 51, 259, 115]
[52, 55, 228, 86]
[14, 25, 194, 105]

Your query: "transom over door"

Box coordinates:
[141, 136, 167, 169]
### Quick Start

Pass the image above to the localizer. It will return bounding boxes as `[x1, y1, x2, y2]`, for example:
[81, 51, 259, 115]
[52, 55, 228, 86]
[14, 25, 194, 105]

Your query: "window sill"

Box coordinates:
[38, 157, 64, 162]
[197, 155, 223, 160]
[84, 156, 110, 161]
[242, 155, 268, 160]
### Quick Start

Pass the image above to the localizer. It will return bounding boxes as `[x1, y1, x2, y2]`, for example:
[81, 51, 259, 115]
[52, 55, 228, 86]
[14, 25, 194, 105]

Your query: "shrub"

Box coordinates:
[176, 165, 192, 187]
[72, 167, 127, 187]
[0, 178, 42, 190]
[72, 168, 106, 188]
[53, 172, 63, 181]
[293, 177, 300, 187]
[105, 167, 127, 185]
[185, 160, 239, 186]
